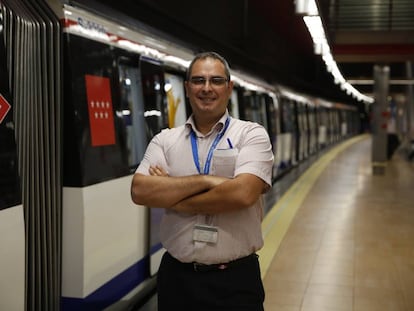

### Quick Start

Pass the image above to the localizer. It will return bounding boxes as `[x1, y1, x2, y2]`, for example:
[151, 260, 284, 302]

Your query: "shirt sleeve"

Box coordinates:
[234, 123, 274, 187]
[135, 132, 169, 175]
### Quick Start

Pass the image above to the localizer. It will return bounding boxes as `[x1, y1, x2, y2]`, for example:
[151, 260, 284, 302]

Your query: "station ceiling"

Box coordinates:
[75, 0, 414, 106]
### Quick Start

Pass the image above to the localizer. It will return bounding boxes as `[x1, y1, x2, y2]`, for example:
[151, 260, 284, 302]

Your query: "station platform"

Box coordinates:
[136, 134, 414, 311]
[262, 134, 414, 311]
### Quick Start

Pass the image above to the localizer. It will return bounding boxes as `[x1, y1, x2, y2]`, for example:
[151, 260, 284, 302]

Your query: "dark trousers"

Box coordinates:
[157, 252, 265, 311]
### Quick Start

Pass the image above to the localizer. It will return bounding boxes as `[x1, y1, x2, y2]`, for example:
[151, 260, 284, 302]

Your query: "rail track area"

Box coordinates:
[136, 134, 414, 311]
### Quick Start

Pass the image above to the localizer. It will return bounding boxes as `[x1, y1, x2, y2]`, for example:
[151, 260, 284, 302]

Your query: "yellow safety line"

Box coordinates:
[258, 134, 369, 278]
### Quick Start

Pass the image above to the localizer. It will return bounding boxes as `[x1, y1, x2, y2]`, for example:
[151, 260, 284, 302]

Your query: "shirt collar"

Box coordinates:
[185, 110, 230, 137]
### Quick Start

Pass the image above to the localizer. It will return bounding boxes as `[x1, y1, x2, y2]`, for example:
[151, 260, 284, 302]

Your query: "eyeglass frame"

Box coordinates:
[188, 76, 229, 87]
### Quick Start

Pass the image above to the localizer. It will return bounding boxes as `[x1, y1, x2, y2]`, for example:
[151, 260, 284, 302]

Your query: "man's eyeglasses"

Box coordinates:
[189, 76, 229, 87]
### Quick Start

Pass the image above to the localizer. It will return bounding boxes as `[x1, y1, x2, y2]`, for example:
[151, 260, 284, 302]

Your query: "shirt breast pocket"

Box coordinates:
[212, 149, 238, 178]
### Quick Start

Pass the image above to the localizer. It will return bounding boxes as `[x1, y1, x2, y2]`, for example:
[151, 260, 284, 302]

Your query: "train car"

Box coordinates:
[0, 1, 362, 310]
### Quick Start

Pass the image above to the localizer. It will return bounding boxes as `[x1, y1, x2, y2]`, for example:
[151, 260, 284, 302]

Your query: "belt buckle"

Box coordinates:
[193, 262, 228, 272]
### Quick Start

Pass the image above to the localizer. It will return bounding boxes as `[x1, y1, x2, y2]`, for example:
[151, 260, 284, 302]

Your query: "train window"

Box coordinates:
[164, 72, 187, 127]
[117, 59, 148, 170]
[62, 34, 145, 186]
[240, 91, 268, 128]
[280, 98, 295, 133]
[140, 58, 168, 141]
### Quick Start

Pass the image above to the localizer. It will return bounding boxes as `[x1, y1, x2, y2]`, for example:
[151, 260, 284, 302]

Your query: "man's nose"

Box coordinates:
[201, 79, 213, 90]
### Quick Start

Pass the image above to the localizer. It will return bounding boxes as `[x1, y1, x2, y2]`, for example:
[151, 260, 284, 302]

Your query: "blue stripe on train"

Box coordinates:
[61, 255, 150, 311]
[150, 241, 163, 255]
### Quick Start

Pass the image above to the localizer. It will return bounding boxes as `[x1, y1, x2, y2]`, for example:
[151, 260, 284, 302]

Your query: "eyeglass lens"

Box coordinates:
[190, 76, 228, 86]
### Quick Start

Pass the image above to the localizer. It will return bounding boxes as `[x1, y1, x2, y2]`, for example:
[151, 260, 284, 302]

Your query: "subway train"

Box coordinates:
[0, 1, 362, 310]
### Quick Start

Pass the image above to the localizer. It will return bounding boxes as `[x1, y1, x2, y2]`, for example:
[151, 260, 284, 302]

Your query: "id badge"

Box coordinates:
[193, 224, 218, 244]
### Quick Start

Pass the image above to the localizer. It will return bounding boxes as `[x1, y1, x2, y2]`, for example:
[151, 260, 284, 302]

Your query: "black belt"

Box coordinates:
[191, 253, 257, 272]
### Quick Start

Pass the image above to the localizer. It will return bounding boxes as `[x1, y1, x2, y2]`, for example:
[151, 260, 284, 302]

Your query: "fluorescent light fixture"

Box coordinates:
[302, 13, 374, 104]
[144, 110, 162, 117]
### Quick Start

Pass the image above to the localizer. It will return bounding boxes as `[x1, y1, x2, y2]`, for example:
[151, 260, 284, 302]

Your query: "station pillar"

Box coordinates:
[371, 65, 390, 175]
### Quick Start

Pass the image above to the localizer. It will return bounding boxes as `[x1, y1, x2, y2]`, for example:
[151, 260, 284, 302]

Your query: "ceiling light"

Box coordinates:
[301, 9, 374, 104]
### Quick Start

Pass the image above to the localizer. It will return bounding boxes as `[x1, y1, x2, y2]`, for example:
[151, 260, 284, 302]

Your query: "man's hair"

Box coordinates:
[186, 51, 231, 81]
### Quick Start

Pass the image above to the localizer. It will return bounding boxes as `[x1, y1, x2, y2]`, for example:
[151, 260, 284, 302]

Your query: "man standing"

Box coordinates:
[131, 51, 274, 310]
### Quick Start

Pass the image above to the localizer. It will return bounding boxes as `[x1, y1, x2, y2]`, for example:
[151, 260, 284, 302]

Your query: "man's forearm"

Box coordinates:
[131, 173, 227, 208]
[172, 173, 265, 215]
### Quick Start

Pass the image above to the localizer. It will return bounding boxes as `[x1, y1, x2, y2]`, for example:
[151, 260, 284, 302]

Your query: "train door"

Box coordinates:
[147, 70, 189, 272]
[139, 58, 170, 276]
[144, 64, 191, 276]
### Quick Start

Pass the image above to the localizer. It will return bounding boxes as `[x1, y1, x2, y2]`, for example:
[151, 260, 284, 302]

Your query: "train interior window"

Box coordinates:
[117, 57, 148, 171]
[139, 58, 168, 141]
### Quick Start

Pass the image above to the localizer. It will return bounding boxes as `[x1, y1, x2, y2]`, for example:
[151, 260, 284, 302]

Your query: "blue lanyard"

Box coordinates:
[190, 117, 231, 174]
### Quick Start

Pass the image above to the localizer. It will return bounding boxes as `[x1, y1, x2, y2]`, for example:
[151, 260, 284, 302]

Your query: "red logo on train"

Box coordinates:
[0, 93, 11, 124]
[85, 75, 116, 146]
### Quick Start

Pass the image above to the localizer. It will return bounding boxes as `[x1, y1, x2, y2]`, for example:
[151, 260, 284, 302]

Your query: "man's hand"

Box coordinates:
[149, 165, 169, 177]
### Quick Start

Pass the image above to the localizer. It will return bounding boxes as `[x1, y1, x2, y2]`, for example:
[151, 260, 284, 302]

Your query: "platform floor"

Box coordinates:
[263, 135, 414, 311]
[135, 135, 414, 311]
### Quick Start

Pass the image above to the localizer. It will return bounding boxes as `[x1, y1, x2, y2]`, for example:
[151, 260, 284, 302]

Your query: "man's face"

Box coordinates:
[185, 58, 234, 118]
